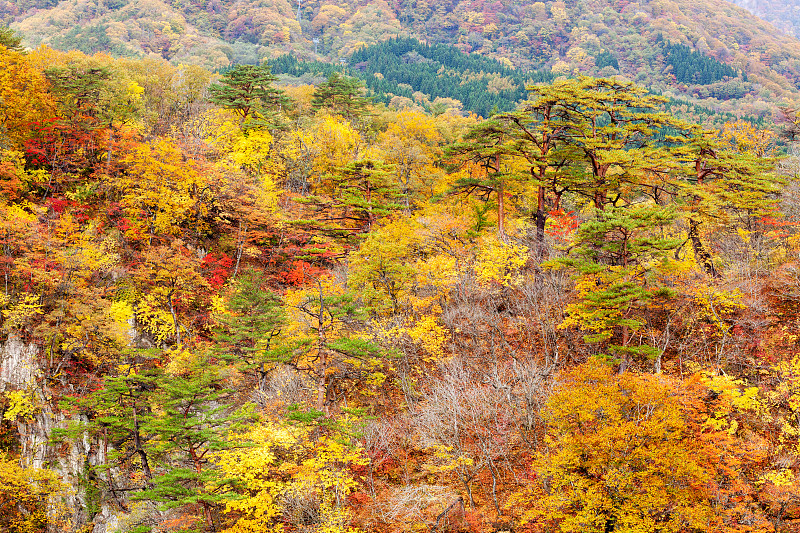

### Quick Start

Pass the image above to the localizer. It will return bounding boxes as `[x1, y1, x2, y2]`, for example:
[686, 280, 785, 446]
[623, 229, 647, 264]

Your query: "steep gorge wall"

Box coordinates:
[0, 335, 118, 532]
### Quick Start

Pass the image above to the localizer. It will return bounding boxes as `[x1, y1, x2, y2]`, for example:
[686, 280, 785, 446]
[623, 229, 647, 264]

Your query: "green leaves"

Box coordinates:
[566, 205, 682, 268]
[0, 25, 22, 51]
[311, 72, 371, 118]
[212, 269, 290, 371]
[44, 65, 111, 124]
[556, 204, 681, 366]
[208, 65, 291, 129]
[131, 360, 257, 527]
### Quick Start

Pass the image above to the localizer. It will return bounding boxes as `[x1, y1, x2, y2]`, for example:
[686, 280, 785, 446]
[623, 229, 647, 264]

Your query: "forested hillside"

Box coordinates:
[4, 34, 800, 533]
[267, 38, 558, 118]
[728, 0, 800, 39]
[6, 0, 800, 118]
[267, 37, 749, 126]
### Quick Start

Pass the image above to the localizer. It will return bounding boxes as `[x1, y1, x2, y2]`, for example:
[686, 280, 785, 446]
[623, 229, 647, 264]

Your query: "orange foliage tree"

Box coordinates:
[512, 361, 771, 533]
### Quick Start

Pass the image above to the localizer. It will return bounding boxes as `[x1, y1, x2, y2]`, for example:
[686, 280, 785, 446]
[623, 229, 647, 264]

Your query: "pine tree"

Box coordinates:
[335, 159, 402, 231]
[56, 366, 161, 484]
[44, 65, 111, 130]
[135, 359, 256, 530]
[311, 72, 371, 118]
[446, 118, 523, 239]
[0, 25, 22, 51]
[556, 205, 682, 370]
[208, 64, 291, 129]
[212, 269, 294, 390]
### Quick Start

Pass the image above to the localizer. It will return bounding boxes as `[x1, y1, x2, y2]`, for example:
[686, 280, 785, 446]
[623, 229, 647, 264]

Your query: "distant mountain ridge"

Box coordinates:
[6, 0, 800, 116]
[727, 0, 800, 38]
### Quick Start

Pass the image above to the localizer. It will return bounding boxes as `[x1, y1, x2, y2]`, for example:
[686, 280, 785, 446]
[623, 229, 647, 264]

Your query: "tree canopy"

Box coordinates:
[1, 50, 798, 533]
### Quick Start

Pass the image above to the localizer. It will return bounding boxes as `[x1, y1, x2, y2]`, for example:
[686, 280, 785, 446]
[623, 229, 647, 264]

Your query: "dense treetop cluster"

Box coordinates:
[6, 0, 800, 118]
[2, 38, 800, 533]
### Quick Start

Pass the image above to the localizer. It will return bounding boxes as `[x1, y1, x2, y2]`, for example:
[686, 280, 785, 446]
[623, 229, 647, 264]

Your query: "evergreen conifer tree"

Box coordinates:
[311, 72, 371, 117]
[208, 64, 291, 129]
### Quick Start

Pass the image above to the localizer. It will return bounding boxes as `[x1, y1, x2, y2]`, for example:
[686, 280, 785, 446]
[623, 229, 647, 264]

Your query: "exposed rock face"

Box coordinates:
[0, 334, 38, 392]
[0, 334, 112, 532]
[17, 404, 105, 531]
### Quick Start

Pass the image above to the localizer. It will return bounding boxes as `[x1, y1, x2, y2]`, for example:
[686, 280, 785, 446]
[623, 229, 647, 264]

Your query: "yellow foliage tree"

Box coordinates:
[348, 216, 424, 313]
[0, 453, 69, 533]
[512, 361, 771, 533]
[131, 240, 209, 348]
[373, 109, 443, 210]
[117, 138, 211, 240]
[0, 47, 56, 150]
[214, 421, 368, 533]
[475, 234, 528, 287]
[312, 115, 363, 193]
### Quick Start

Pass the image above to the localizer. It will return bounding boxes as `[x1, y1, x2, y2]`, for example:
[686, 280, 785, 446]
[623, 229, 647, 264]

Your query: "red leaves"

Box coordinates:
[0, 161, 23, 201]
[46, 197, 75, 214]
[760, 215, 796, 241]
[23, 118, 61, 167]
[200, 252, 234, 289]
[544, 209, 578, 241]
[278, 260, 327, 286]
[348, 490, 371, 506]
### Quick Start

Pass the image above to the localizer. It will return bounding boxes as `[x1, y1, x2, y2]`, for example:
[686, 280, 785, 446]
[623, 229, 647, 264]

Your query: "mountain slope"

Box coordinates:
[7, 0, 800, 115]
[728, 0, 800, 39]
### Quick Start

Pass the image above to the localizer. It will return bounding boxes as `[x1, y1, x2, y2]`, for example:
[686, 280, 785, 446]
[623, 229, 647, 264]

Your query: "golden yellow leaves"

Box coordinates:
[119, 138, 207, 238]
[1, 293, 43, 333]
[693, 284, 745, 336]
[474, 235, 528, 287]
[348, 217, 423, 313]
[0, 47, 56, 149]
[424, 443, 475, 474]
[313, 115, 362, 179]
[214, 421, 368, 533]
[203, 110, 275, 177]
[133, 294, 174, 345]
[414, 254, 459, 301]
[0, 452, 70, 533]
[515, 360, 770, 533]
[719, 120, 777, 158]
[700, 371, 763, 436]
[761, 468, 797, 488]
[375, 313, 450, 364]
[3, 390, 38, 422]
[374, 109, 444, 203]
[406, 316, 449, 362]
[106, 300, 134, 346]
[230, 129, 276, 176]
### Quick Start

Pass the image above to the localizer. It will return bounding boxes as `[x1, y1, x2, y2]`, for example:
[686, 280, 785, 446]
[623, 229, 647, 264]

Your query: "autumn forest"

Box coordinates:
[3, 15, 800, 533]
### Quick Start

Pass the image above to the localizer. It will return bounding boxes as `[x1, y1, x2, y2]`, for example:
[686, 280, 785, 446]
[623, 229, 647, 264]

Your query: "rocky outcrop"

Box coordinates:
[0, 333, 38, 392]
[0, 334, 115, 532]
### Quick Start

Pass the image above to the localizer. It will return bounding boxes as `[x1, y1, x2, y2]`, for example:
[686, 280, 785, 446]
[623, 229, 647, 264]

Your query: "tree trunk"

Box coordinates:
[688, 218, 720, 278]
[190, 446, 215, 531]
[497, 180, 506, 240]
[317, 345, 327, 415]
[534, 185, 547, 256]
[232, 220, 247, 280]
[133, 408, 153, 482]
[618, 324, 630, 373]
[495, 154, 506, 240]
[315, 281, 329, 415]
